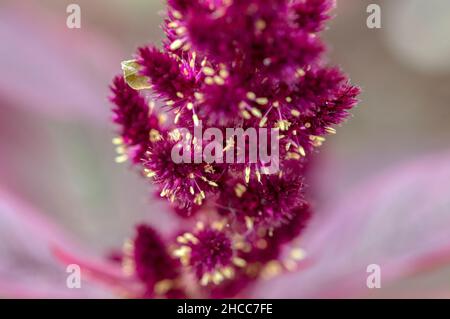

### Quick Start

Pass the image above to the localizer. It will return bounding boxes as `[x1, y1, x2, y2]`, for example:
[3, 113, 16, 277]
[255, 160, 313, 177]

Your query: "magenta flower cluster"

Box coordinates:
[110, 0, 359, 298]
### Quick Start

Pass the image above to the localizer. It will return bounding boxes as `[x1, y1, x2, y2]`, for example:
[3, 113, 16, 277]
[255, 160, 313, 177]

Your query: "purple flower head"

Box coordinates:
[175, 225, 235, 284]
[138, 46, 199, 103]
[291, 0, 336, 33]
[110, 76, 161, 163]
[218, 174, 305, 229]
[142, 131, 223, 209]
[131, 225, 184, 298]
[109, 0, 359, 298]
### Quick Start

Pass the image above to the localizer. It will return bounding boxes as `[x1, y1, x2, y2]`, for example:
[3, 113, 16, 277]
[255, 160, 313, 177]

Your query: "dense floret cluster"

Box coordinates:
[110, 0, 359, 298]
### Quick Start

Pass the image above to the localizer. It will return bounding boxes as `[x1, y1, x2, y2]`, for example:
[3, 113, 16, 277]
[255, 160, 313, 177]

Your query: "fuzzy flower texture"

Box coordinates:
[110, 0, 359, 298]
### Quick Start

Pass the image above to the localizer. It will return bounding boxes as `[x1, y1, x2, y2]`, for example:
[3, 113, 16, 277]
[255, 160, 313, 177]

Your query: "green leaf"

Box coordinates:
[121, 60, 151, 90]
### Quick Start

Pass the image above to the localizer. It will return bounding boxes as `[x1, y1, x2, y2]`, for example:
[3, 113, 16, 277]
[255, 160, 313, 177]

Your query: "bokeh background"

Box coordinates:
[1, 0, 450, 298]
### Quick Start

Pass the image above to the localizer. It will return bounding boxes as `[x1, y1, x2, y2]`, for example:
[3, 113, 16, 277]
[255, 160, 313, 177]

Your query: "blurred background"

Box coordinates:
[1, 0, 450, 298]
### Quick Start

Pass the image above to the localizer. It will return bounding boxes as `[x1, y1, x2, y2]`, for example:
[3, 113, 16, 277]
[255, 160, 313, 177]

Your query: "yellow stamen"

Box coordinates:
[255, 19, 267, 31]
[261, 260, 282, 279]
[154, 279, 173, 295]
[214, 75, 225, 85]
[233, 257, 247, 268]
[246, 92, 256, 100]
[212, 271, 224, 285]
[115, 154, 128, 164]
[245, 166, 251, 184]
[203, 67, 215, 76]
[259, 117, 268, 127]
[286, 152, 300, 160]
[112, 137, 123, 145]
[205, 77, 214, 85]
[222, 267, 235, 279]
[291, 109, 301, 117]
[149, 129, 162, 142]
[219, 69, 229, 78]
[200, 273, 211, 286]
[295, 68, 305, 78]
[193, 114, 200, 127]
[250, 107, 262, 118]
[275, 120, 291, 131]
[255, 97, 269, 105]
[298, 146, 306, 157]
[245, 216, 254, 230]
[290, 248, 306, 261]
[172, 10, 183, 19]
[234, 183, 247, 198]
[241, 110, 252, 120]
[170, 39, 184, 51]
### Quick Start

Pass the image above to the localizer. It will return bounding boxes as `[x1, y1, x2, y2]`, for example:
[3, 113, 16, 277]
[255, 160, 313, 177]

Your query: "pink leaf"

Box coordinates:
[254, 151, 450, 298]
[0, 2, 123, 122]
[0, 187, 117, 298]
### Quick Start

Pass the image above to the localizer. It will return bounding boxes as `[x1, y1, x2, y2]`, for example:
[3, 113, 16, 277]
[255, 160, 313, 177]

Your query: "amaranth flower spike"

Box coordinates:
[109, 0, 359, 298]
